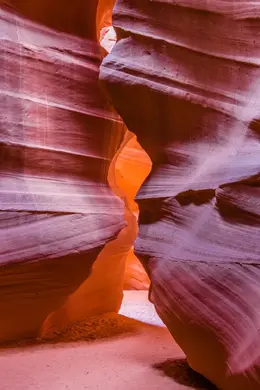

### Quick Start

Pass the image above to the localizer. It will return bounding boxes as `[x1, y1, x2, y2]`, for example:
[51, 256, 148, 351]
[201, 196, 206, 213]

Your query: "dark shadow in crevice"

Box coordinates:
[175, 189, 215, 206]
[153, 358, 218, 389]
[249, 118, 260, 138]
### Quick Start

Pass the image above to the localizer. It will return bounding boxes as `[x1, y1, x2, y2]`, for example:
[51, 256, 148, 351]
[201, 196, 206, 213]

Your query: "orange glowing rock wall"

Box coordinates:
[97, 0, 151, 291]
[115, 136, 151, 290]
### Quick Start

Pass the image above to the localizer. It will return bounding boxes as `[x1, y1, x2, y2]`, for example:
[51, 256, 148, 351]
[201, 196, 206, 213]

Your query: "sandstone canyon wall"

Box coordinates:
[100, 1, 260, 389]
[0, 2, 136, 342]
[2, 1, 260, 389]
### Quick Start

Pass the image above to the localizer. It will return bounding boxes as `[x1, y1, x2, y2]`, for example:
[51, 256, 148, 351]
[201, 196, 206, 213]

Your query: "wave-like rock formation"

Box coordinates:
[100, 1, 260, 389]
[115, 135, 151, 290]
[97, 4, 151, 290]
[0, 4, 134, 342]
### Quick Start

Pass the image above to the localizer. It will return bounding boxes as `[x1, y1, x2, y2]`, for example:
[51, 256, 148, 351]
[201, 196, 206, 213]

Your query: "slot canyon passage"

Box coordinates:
[0, 0, 259, 389]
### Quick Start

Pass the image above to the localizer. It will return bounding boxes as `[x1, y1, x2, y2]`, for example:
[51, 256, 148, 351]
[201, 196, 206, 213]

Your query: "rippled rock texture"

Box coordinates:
[100, 1, 260, 389]
[0, 4, 132, 342]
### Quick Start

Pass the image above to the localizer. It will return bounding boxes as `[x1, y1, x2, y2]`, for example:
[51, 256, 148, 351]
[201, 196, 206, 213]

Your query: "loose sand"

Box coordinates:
[0, 291, 216, 390]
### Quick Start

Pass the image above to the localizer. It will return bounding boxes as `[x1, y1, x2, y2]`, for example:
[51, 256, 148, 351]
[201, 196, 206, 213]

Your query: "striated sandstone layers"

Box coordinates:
[100, 1, 260, 389]
[0, 4, 132, 342]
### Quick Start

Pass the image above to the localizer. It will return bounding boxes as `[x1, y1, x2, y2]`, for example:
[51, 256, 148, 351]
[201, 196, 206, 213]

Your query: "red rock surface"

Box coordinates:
[2, 1, 260, 389]
[0, 4, 132, 342]
[100, 1, 260, 389]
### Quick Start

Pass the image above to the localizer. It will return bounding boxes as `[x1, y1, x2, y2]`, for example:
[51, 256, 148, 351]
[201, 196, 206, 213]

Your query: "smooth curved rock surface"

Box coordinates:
[0, 5, 130, 342]
[97, 7, 151, 291]
[100, 1, 260, 389]
[114, 135, 151, 289]
[123, 249, 150, 290]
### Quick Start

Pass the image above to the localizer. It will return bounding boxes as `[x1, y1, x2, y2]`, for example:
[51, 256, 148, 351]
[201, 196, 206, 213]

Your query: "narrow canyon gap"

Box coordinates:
[1, 1, 260, 390]
[97, 0, 152, 291]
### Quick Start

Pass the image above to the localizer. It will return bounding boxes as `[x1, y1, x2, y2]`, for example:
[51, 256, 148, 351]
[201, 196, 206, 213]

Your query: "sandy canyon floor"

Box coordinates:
[0, 291, 216, 390]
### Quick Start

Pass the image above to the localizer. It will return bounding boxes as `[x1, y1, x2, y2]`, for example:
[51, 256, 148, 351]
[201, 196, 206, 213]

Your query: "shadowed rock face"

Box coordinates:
[0, 4, 130, 342]
[100, 1, 260, 389]
[2, 0, 99, 39]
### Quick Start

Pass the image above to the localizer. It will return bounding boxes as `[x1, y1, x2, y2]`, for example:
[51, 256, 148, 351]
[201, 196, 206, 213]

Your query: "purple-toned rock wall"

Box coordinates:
[0, 4, 128, 341]
[100, 1, 260, 389]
